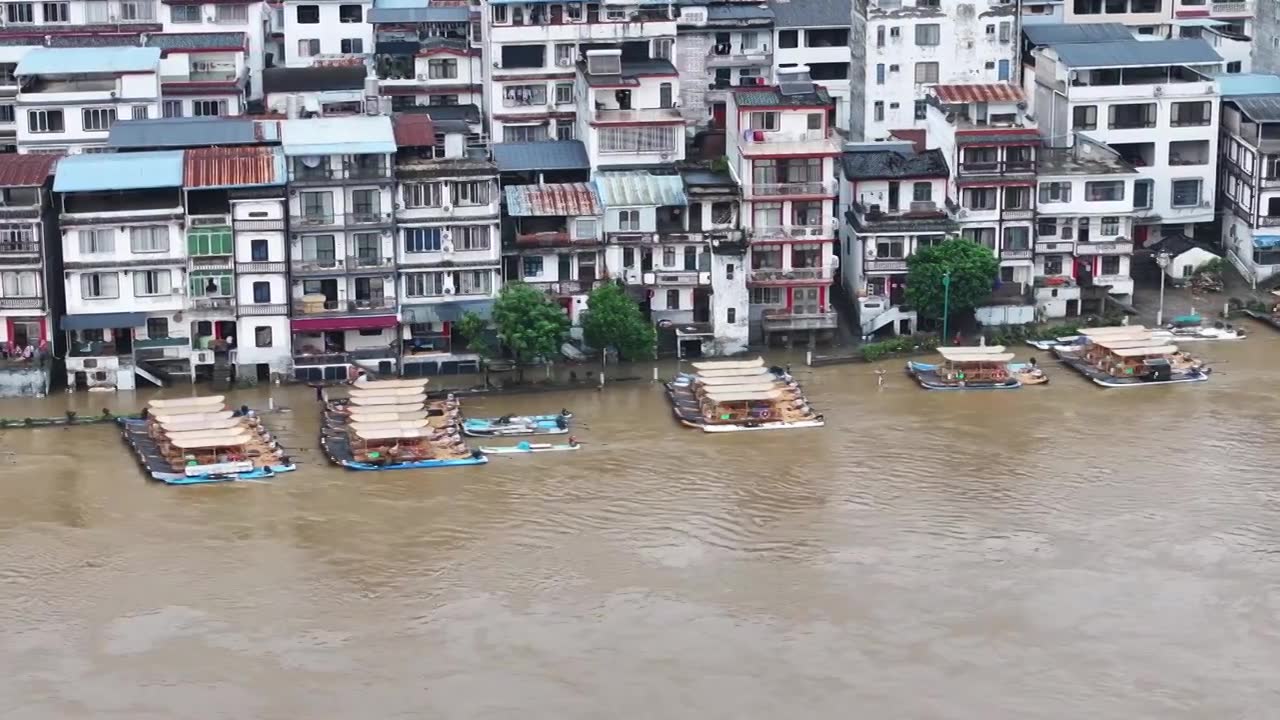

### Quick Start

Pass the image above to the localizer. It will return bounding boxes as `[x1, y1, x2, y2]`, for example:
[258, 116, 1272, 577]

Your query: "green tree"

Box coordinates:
[581, 282, 656, 361]
[491, 282, 570, 380]
[904, 238, 999, 326]
[455, 311, 494, 359]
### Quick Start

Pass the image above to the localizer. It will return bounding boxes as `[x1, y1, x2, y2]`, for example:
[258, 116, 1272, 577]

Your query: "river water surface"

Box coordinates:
[2, 335, 1280, 719]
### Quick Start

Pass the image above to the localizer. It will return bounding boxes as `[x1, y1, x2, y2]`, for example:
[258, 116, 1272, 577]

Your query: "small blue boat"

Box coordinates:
[462, 411, 572, 437]
[339, 455, 489, 471]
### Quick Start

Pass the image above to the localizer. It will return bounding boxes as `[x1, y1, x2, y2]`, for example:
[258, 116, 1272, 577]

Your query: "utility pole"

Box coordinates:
[941, 271, 952, 341]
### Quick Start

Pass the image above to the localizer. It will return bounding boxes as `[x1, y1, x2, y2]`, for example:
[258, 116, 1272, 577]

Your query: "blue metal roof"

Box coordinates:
[492, 141, 590, 172]
[16, 46, 160, 75]
[54, 151, 185, 193]
[280, 117, 396, 156]
[1219, 73, 1280, 98]
[594, 172, 687, 207]
[1051, 39, 1221, 68]
[1254, 235, 1280, 249]
[108, 117, 277, 150]
[1022, 23, 1132, 47]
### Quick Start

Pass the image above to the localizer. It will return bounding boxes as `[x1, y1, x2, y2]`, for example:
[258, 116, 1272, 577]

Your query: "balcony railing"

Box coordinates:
[761, 309, 838, 331]
[236, 261, 288, 273]
[752, 224, 832, 240]
[346, 211, 393, 226]
[746, 180, 837, 198]
[1073, 240, 1134, 255]
[528, 280, 597, 295]
[291, 258, 345, 275]
[1260, 216, 1280, 226]
[290, 164, 393, 182]
[293, 352, 351, 366]
[346, 255, 397, 271]
[747, 267, 833, 284]
[864, 258, 908, 272]
[239, 303, 289, 316]
[0, 297, 42, 309]
[592, 107, 684, 123]
[0, 241, 40, 256]
[1000, 248, 1033, 260]
[292, 298, 397, 316]
[515, 232, 600, 247]
[134, 337, 193, 351]
[706, 45, 773, 67]
[189, 296, 236, 311]
[740, 130, 841, 156]
[291, 214, 341, 229]
[351, 345, 398, 360]
[959, 160, 1036, 175]
[1210, 0, 1250, 13]
[643, 270, 710, 286]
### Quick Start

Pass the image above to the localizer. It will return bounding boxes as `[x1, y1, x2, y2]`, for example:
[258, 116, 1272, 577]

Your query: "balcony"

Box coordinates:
[515, 231, 600, 248]
[291, 258, 345, 276]
[1074, 240, 1134, 255]
[0, 297, 42, 309]
[1259, 215, 1280, 226]
[239, 303, 289, 316]
[289, 163, 393, 184]
[133, 336, 193, 351]
[959, 161, 1036, 176]
[1035, 238, 1076, 254]
[290, 214, 342, 230]
[747, 267, 833, 284]
[864, 258, 908, 272]
[189, 297, 236, 312]
[1000, 248, 1033, 260]
[293, 351, 351, 366]
[761, 309, 838, 332]
[1209, 0, 1250, 15]
[642, 270, 710, 286]
[292, 298, 397, 316]
[346, 254, 397, 272]
[528, 279, 598, 295]
[236, 261, 288, 273]
[746, 180, 837, 199]
[705, 45, 773, 68]
[592, 107, 683, 124]
[752, 224, 833, 241]
[346, 211, 394, 227]
[739, 130, 842, 157]
[0, 240, 41, 260]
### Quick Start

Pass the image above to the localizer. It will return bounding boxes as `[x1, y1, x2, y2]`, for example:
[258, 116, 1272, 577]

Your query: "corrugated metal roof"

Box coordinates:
[54, 150, 185, 193]
[1022, 23, 1132, 46]
[1052, 39, 1221, 68]
[0, 153, 58, 188]
[841, 148, 949, 180]
[734, 84, 832, 108]
[505, 183, 601, 217]
[1220, 73, 1280, 98]
[16, 46, 160, 75]
[108, 117, 275, 149]
[932, 83, 1025, 104]
[492, 141, 589, 172]
[594, 172, 688, 207]
[1230, 95, 1280, 123]
[184, 146, 286, 189]
[706, 4, 775, 22]
[280, 117, 396, 156]
[368, 5, 470, 22]
[144, 32, 246, 50]
[392, 113, 435, 147]
[768, 0, 849, 27]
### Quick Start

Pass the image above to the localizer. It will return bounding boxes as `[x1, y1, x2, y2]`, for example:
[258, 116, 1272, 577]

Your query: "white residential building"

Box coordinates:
[394, 114, 502, 377]
[371, 3, 484, 114]
[771, 0, 852, 131]
[54, 151, 189, 391]
[725, 71, 841, 345]
[680, 167, 749, 355]
[0, 47, 24, 153]
[282, 116, 400, 381]
[502, 181, 602, 330]
[1032, 38, 1222, 243]
[262, 65, 369, 116]
[674, 2, 775, 135]
[282, 0, 374, 67]
[576, 49, 685, 168]
[152, 32, 251, 118]
[158, 1, 271, 101]
[14, 47, 162, 154]
[1219, 92, 1280, 285]
[0, 154, 59, 356]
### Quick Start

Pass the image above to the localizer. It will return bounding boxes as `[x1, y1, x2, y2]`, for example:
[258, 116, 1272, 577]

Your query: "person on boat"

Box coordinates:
[555, 415, 568, 430]
[314, 384, 325, 402]
[352, 369, 370, 385]
[568, 435, 579, 447]
[560, 408, 571, 417]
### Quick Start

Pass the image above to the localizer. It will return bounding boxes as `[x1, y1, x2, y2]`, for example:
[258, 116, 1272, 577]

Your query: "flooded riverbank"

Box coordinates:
[2, 329, 1279, 719]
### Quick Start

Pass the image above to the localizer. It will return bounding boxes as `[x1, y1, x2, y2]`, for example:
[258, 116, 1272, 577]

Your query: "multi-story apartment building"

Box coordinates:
[54, 151, 190, 390]
[926, 83, 1040, 287]
[576, 49, 685, 168]
[502, 180, 602, 328]
[394, 112, 502, 376]
[771, 0, 852, 131]
[680, 166, 749, 355]
[674, 2, 775, 134]
[1036, 138, 1139, 309]
[725, 71, 840, 345]
[282, 0, 374, 67]
[1032, 38, 1222, 243]
[1219, 91, 1280, 285]
[1022, 0, 1065, 25]
[262, 65, 369, 116]
[282, 116, 400, 381]
[839, 140, 953, 338]
[0, 154, 59, 356]
[371, 2, 484, 114]
[481, 0, 678, 144]
[153, 31, 252, 118]
[0, 48, 20, 152]
[859, 0, 1017, 141]
[1255, 0, 1280, 75]
[14, 47, 162, 154]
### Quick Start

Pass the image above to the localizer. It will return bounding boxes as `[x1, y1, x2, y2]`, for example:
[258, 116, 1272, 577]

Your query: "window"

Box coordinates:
[192, 100, 227, 117]
[456, 270, 491, 295]
[406, 272, 445, 296]
[78, 229, 114, 254]
[1099, 216, 1119, 235]
[912, 182, 932, 202]
[453, 181, 490, 206]
[915, 24, 940, 46]
[428, 58, 457, 79]
[666, 289, 679, 309]
[249, 238, 270, 261]
[300, 191, 333, 222]
[80, 272, 118, 299]
[340, 38, 363, 54]
[41, 1, 66, 21]
[0, 64, 12, 83]
[875, 237, 906, 259]
[1134, 179, 1153, 209]
[296, 4, 319, 22]
[1038, 218, 1057, 237]
[791, 243, 822, 268]
[1037, 182, 1070, 204]
[653, 38, 673, 60]
[404, 182, 442, 208]
[1003, 187, 1030, 210]
[1085, 181, 1124, 202]
[1042, 255, 1064, 276]
[252, 281, 271, 304]
[188, 226, 231, 255]
[555, 43, 575, 66]
[873, 101, 884, 122]
[1171, 101, 1211, 126]
[451, 225, 490, 251]
[617, 210, 640, 231]
[521, 256, 543, 277]
[428, 95, 459, 107]
[573, 219, 598, 240]
[297, 39, 320, 57]
[914, 100, 927, 120]
[1002, 226, 1030, 250]
[550, 82, 575, 106]
[750, 287, 782, 305]
[163, 100, 183, 118]
[753, 202, 782, 228]
[131, 105, 148, 120]
[146, 317, 168, 339]
[503, 84, 547, 107]
[727, 307, 736, 324]
[130, 226, 169, 253]
[779, 30, 798, 48]
[191, 271, 230, 297]
[876, 63, 886, 85]
[5, 1, 32, 22]
[214, 3, 246, 22]
[1109, 103, 1157, 129]
[1171, 179, 1201, 207]
[338, 3, 361, 22]
[662, 246, 676, 267]
[404, 227, 442, 253]
[491, 4, 507, 22]
[254, 326, 272, 348]
[750, 243, 782, 269]
[876, 25, 886, 47]
[0, 271, 36, 297]
[963, 187, 997, 210]
[1072, 105, 1097, 130]
[914, 62, 939, 84]
[998, 21, 1011, 42]
[1227, 61, 1242, 74]
[300, 235, 335, 262]
[81, 107, 116, 132]
[351, 188, 380, 217]
[1100, 256, 1121, 275]
[503, 124, 549, 143]
[598, 126, 677, 154]
[749, 111, 779, 131]
[27, 109, 63, 133]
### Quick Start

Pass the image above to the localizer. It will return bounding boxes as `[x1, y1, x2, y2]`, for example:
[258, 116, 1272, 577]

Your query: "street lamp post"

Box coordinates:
[941, 271, 952, 341]
[1155, 251, 1171, 327]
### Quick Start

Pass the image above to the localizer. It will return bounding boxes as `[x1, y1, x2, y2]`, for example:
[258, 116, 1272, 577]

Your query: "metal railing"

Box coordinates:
[291, 258, 345, 275]
[292, 298, 397, 316]
[746, 180, 836, 198]
[752, 224, 832, 240]
[346, 255, 397, 271]
[346, 211, 393, 226]
[239, 303, 289, 316]
[189, 297, 236, 311]
[761, 309, 838, 331]
[0, 297, 42, 309]
[747, 267, 833, 283]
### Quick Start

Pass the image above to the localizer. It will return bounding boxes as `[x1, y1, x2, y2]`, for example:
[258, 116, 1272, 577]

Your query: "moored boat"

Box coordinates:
[666, 357, 823, 432]
[462, 411, 572, 437]
[320, 380, 486, 470]
[480, 439, 582, 454]
[1052, 326, 1209, 387]
[906, 346, 1022, 390]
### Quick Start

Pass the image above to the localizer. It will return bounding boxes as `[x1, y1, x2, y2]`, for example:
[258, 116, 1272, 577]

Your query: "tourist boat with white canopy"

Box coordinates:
[321, 379, 486, 469]
[1052, 326, 1209, 387]
[906, 346, 1036, 390]
[666, 357, 824, 432]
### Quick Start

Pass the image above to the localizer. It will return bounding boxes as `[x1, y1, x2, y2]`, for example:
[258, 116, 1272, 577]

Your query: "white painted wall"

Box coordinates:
[282, 0, 374, 67]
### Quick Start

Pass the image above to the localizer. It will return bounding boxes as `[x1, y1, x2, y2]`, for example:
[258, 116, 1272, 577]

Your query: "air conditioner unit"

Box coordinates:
[442, 204, 453, 213]
[441, 229, 453, 241]
[416, 73, 429, 80]
[443, 286, 455, 294]
[557, 57, 572, 67]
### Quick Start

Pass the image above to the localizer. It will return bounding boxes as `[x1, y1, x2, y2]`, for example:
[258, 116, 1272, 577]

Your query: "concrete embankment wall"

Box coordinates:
[0, 368, 50, 398]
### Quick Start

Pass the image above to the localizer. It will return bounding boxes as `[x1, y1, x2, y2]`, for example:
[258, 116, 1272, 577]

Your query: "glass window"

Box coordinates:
[522, 256, 543, 277]
[1134, 179, 1153, 209]
[406, 272, 444, 296]
[1072, 105, 1097, 131]
[778, 30, 798, 48]
[130, 226, 169, 253]
[912, 182, 932, 202]
[146, 317, 168, 338]
[255, 326, 272, 347]
[1085, 181, 1124, 202]
[914, 24, 940, 46]
[80, 272, 118, 299]
[253, 281, 271, 303]
[170, 4, 198, 22]
[296, 5, 319, 23]
[403, 227, 441, 253]
[914, 62, 939, 83]
[1171, 179, 1201, 207]
[134, 270, 171, 296]
[250, 239, 269, 261]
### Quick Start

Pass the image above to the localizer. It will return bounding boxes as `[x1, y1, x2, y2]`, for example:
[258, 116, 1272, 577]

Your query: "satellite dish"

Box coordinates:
[301, 156, 322, 168]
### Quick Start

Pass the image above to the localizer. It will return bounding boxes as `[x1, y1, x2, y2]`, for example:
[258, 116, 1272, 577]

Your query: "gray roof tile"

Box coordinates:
[1231, 94, 1280, 123]
[493, 141, 590, 172]
[841, 148, 949, 180]
[768, 0, 850, 27]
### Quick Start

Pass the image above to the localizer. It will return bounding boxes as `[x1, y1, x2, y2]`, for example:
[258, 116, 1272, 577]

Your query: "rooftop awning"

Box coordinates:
[291, 315, 399, 332]
[60, 311, 148, 331]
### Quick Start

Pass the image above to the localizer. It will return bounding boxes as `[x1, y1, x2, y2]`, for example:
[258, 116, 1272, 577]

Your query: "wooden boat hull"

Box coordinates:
[905, 361, 1022, 390]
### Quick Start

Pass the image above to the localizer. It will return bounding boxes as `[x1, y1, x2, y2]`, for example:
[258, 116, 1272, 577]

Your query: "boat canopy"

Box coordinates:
[348, 384, 429, 398]
[696, 372, 775, 385]
[353, 427, 430, 440]
[166, 430, 253, 449]
[152, 410, 234, 424]
[349, 419, 431, 432]
[691, 357, 764, 371]
[1091, 337, 1158, 350]
[344, 410, 426, 423]
[704, 388, 783, 403]
[148, 395, 225, 410]
[158, 416, 242, 432]
[937, 345, 1007, 354]
[348, 393, 427, 406]
[699, 380, 783, 394]
[1080, 325, 1147, 337]
[351, 379, 429, 390]
[938, 348, 1015, 362]
[1109, 344, 1177, 358]
[694, 366, 771, 379]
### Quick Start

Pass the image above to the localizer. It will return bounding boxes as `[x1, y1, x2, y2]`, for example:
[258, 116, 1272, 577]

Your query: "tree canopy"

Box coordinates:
[455, 311, 493, 359]
[490, 282, 570, 369]
[904, 238, 999, 322]
[581, 282, 656, 361]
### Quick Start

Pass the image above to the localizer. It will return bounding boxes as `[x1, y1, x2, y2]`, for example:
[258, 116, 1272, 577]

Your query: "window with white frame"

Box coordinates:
[297, 39, 320, 57]
[451, 225, 490, 251]
[748, 111, 778, 131]
[914, 62, 939, 83]
[555, 121, 574, 141]
[78, 228, 114, 254]
[405, 272, 444, 297]
[453, 181, 490, 206]
[192, 100, 227, 117]
[119, 0, 156, 20]
[403, 227, 442, 253]
[129, 226, 170, 253]
[27, 109, 63, 133]
[502, 124, 549, 143]
[1171, 179, 1201, 207]
[573, 218, 597, 240]
[554, 43, 575, 66]
[1085, 181, 1124, 202]
[428, 58, 458, 79]
[0, 225, 33, 247]
[80, 272, 119, 299]
[170, 3, 198, 22]
[522, 256, 543, 277]
[133, 269, 170, 296]
[598, 127, 676, 154]
[456, 270, 491, 295]
[215, 3, 247, 22]
[750, 287, 782, 305]
[554, 82, 574, 105]
[1038, 181, 1071, 203]
[617, 210, 640, 231]
[914, 24, 940, 46]
[0, 270, 37, 297]
[753, 202, 782, 228]
[340, 38, 363, 54]
[503, 84, 547, 107]
[404, 182, 442, 208]
[5, 1, 34, 22]
[1099, 216, 1120, 235]
[162, 100, 183, 118]
[41, 1, 68, 21]
[131, 105, 148, 120]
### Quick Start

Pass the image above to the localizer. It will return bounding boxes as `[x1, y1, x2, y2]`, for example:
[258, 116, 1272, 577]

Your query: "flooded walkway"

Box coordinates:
[2, 333, 1279, 719]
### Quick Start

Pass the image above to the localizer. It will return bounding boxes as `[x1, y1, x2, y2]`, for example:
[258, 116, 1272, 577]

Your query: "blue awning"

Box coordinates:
[1253, 235, 1280, 249]
[402, 301, 493, 324]
[60, 312, 147, 330]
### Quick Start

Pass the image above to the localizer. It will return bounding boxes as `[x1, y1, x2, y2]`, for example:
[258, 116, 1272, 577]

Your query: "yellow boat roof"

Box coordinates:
[938, 348, 1015, 362]
[1110, 344, 1178, 357]
[148, 395, 225, 410]
[152, 410, 234, 424]
[696, 371, 774, 385]
[159, 416, 242, 432]
[691, 357, 764, 371]
[938, 345, 1007, 354]
[354, 427, 430, 440]
[349, 419, 431, 433]
[166, 430, 252, 449]
[348, 393, 427, 406]
[700, 381, 783, 394]
[345, 411, 426, 423]
[1091, 337, 1158, 350]
[695, 366, 771, 379]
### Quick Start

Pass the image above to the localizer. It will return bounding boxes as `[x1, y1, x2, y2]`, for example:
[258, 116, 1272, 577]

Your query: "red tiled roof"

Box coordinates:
[932, 83, 1025, 104]
[393, 114, 435, 147]
[0, 154, 59, 188]
[183, 146, 282, 189]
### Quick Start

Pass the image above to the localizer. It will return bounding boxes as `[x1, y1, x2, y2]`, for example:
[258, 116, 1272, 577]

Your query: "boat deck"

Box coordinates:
[118, 415, 296, 484]
[1052, 348, 1209, 388]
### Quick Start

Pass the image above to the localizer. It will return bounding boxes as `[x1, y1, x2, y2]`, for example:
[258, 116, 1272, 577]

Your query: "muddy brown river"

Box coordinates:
[2, 333, 1280, 719]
